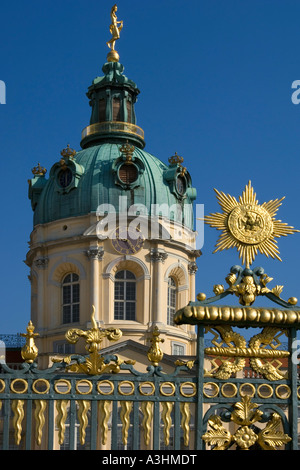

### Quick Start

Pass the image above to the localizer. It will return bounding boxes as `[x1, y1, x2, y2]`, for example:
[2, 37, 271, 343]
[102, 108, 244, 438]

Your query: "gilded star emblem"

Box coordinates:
[204, 181, 299, 268]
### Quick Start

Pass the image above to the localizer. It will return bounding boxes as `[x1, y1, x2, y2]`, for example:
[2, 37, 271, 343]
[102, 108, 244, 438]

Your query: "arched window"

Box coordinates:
[167, 277, 177, 326]
[114, 270, 136, 321]
[62, 273, 80, 324]
[112, 97, 121, 121]
[126, 99, 132, 123]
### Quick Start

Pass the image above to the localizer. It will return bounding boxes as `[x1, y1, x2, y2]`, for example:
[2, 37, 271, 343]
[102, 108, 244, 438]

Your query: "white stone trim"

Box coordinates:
[48, 256, 87, 285]
[104, 255, 150, 278]
[163, 261, 188, 286]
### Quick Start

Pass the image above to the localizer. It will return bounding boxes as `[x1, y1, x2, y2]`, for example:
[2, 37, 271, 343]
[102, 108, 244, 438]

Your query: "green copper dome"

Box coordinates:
[28, 62, 197, 230]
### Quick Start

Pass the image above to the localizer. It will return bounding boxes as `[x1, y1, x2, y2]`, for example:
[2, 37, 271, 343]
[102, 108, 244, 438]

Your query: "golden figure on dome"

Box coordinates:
[107, 4, 123, 62]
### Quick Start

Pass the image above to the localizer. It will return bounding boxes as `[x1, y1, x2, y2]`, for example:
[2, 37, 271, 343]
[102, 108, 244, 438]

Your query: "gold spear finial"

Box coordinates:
[106, 4, 123, 63]
[20, 321, 39, 364]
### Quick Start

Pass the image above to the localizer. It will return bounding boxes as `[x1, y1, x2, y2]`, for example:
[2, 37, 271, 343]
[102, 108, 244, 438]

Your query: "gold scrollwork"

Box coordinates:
[202, 395, 292, 450]
[62, 307, 124, 375]
[204, 325, 289, 381]
[204, 325, 247, 379]
[249, 327, 288, 380]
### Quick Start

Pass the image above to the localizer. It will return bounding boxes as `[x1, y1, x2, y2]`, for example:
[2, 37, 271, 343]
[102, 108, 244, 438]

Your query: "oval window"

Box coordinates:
[58, 168, 72, 188]
[119, 163, 138, 184]
[176, 175, 186, 195]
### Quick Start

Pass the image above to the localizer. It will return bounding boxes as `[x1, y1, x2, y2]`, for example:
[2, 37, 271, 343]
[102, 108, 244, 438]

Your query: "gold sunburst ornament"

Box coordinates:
[204, 181, 299, 268]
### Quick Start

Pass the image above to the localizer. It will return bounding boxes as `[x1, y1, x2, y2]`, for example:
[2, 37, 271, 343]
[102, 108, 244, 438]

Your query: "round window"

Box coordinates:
[118, 163, 138, 185]
[58, 168, 72, 188]
[176, 175, 186, 195]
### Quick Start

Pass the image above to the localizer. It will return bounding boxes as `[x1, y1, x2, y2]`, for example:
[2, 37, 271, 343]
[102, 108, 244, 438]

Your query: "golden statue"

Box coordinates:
[107, 4, 123, 62]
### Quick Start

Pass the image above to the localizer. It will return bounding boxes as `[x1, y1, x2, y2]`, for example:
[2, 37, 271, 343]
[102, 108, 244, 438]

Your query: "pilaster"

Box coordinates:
[150, 248, 168, 326]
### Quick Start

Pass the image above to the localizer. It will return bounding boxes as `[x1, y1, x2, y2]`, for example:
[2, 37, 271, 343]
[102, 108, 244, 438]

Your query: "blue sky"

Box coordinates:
[0, 0, 300, 334]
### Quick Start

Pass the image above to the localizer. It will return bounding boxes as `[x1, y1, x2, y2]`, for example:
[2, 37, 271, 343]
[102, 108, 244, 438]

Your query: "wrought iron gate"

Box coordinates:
[0, 312, 198, 451]
[1, 272, 300, 451]
[175, 262, 300, 451]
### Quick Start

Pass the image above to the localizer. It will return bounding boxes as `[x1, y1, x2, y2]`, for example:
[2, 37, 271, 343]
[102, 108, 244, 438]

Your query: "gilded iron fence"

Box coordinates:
[174, 262, 300, 451]
[1, 267, 300, 451]
[0, 371, 197, 450]
[0, 313, 197, 451]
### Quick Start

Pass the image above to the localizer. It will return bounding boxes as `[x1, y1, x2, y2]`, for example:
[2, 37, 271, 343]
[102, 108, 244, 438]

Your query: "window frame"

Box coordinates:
[62, 273, 80, 325]
[114, 270, 137, 321]
[167, 276, 177, 326]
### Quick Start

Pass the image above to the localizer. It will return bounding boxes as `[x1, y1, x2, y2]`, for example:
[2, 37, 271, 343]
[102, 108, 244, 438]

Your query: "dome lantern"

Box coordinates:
[81, 6, 145, 150]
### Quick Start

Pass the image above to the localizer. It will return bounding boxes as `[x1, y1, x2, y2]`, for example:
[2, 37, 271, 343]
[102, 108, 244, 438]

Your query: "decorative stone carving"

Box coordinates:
[188, 262, 198, 275]
[86, 247, 104, 261]
[150, 249, 168, 263]
[34, 257, 49, 269]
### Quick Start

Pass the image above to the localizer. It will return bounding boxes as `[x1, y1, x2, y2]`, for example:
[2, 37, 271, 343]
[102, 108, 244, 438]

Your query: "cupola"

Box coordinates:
[80, 5, 145, 150]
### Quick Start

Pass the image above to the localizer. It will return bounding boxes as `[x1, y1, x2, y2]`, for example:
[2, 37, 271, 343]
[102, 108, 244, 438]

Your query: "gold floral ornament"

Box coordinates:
[204, 181, 299, 268]
[57, 306, 135, 375]
[21, 321, 39, 364]
[203, 268, 298, 307]
[202, 395, 291, 450]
